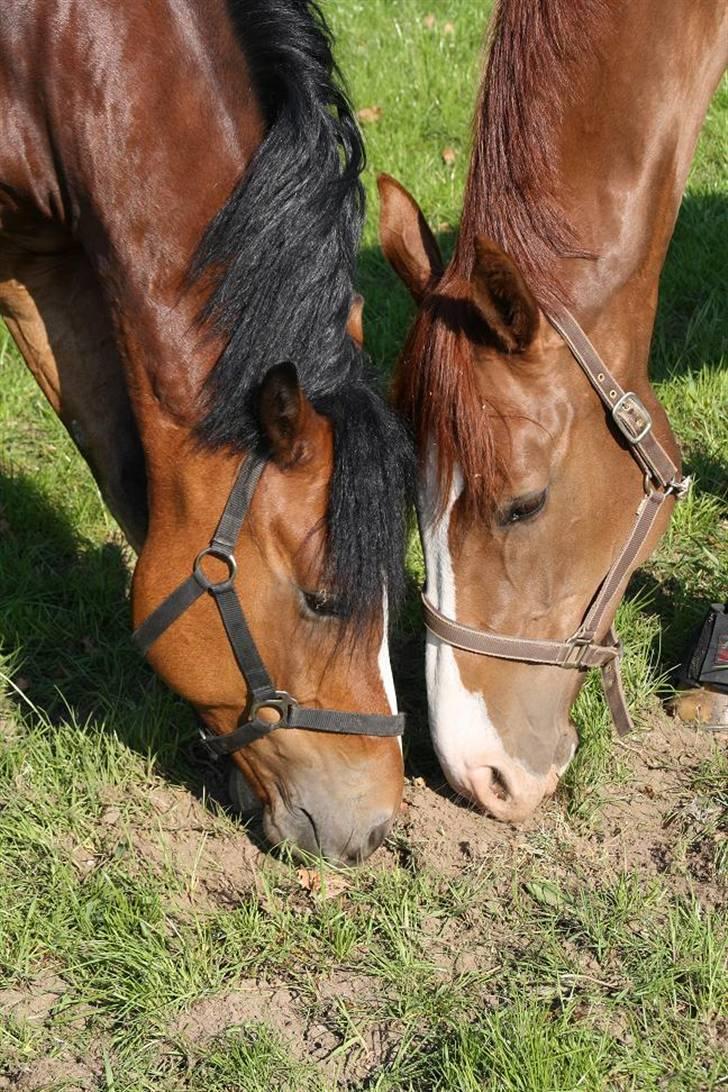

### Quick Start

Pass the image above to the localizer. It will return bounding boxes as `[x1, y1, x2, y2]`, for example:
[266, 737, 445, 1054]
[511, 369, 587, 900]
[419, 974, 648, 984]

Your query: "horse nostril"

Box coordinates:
[489, 767, 510, 802]
[367, 816, 393, 854]
[339, 815, 393, 865]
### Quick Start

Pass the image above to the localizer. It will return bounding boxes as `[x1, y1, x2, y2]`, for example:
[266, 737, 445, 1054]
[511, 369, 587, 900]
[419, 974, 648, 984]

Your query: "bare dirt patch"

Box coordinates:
[71, 778, 267, 910]
[167, 973, 400, 1086]
[0, 974, 67, 1028]
[389, 711, 727, 906]
[8, 1054, 99, 1092]
[170, 981, 304, 1046]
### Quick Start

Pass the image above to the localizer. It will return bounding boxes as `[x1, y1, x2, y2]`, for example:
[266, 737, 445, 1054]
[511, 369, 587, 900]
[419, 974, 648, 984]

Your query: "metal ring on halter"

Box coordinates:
[193, 546, 238, 592]
[249, 691, 298, 725]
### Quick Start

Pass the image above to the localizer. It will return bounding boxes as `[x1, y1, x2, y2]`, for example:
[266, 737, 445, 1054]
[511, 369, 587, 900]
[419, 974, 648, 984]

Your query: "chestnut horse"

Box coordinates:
[379, 0, 726, 821]
[0, 0, 414, 862]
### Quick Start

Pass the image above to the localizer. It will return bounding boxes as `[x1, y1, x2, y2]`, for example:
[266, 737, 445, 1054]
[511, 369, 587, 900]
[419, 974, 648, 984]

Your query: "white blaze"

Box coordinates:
[420, 454, 509, 791]
[378, 590, 398, 715]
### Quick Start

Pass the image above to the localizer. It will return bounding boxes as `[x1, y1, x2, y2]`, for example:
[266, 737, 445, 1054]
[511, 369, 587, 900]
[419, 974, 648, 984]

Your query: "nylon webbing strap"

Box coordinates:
[133, 452, 404, 752]
[202, 708, 406, 757]
[288, 707, 405, 735]
[212, 455, 266, 549]
[134, 575, 206, 656]
[133, 455, 265, 658]
[212, 585, 277, 703]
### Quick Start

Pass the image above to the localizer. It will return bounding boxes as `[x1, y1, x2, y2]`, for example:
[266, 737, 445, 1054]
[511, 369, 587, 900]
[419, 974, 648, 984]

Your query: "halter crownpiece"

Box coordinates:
[133, 453, 404, 754]
[421, 305, 690, 737]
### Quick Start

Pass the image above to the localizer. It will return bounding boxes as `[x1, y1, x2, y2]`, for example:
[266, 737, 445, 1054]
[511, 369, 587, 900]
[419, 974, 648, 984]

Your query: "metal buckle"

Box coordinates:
[612, 392, 652, 445]
[561, 639, 592, 669]
[193, 545, 237, 592]
[249, 691, 298, 726]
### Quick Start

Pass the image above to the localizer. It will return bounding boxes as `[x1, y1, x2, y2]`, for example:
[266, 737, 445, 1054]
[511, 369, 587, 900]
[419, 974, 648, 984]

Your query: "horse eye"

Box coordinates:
[499, 488, 548, 527]
[302, 589, 351, 619]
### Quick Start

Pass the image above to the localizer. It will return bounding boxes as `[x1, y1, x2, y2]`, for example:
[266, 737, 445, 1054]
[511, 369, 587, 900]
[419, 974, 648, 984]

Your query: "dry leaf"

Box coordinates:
[441, 146, 457, 166]
[423, 14, 436, 30]
[443, 21, 455, 35]
[357, 105, 383, 125]
[71, 844, 97, 877]
[296, 867, 322, 893]
[296, 867, 349, 899]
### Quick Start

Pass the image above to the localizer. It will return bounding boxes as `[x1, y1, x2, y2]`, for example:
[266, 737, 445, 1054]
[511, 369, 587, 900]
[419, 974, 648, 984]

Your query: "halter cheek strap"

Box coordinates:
[421, 305, 690, 737]
[133, 453, 404, 754]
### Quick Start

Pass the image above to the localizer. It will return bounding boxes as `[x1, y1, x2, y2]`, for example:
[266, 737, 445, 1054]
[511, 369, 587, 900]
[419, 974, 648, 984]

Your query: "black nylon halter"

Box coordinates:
[133, 454, 404, 754]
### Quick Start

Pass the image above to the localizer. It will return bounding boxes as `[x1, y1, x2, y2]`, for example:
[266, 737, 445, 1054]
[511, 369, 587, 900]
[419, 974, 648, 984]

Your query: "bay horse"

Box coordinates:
[379, 0, 727, 821]
[0, 0, 414, 862]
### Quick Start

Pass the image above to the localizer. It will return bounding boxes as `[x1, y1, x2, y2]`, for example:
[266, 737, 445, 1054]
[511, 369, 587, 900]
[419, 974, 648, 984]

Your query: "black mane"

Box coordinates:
[191, 0, 414, 621]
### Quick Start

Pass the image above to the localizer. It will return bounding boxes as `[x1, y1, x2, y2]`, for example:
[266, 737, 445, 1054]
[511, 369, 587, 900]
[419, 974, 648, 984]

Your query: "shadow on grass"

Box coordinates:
[627, 192, 727, 676]
[0, 467, 248, 827]
[0, 461, 452, 813]
[651, 191, 728, 380]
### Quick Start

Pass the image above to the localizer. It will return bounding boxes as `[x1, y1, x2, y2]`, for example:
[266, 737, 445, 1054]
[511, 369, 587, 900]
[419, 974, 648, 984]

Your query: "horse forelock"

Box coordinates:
[394, 272, 505, 524]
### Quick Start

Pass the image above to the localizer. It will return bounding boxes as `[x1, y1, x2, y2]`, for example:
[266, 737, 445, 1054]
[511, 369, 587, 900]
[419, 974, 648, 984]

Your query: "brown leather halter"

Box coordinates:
[134, 453, 404, 754]
[422, 306, 690, 736]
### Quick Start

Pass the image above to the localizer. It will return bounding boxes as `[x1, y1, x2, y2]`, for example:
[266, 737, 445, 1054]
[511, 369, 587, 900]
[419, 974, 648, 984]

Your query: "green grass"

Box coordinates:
[1, 2, 727, 1089]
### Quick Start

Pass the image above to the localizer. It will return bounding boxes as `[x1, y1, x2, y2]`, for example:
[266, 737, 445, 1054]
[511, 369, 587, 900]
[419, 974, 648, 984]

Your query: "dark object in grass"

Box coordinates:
[669, 603, 728, 730]
[681, 603, 728, 694]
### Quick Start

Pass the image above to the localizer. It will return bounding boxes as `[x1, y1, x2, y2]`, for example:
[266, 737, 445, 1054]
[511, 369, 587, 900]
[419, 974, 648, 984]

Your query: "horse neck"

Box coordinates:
[556, 2, 725, 356]
[464, 0, 727, 382]
[48, 0, 264, 483]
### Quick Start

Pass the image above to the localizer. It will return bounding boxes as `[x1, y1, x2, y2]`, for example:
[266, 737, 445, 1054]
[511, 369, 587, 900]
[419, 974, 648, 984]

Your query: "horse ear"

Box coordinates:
[470, 235, 539, 352]
[346, 293, 364, 348]
[377, 173, 443, 302]
[258, 362, 319, 468]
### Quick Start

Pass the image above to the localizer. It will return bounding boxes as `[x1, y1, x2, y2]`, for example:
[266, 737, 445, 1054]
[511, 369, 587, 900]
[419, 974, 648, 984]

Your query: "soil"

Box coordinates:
[389, 712, 727, 904]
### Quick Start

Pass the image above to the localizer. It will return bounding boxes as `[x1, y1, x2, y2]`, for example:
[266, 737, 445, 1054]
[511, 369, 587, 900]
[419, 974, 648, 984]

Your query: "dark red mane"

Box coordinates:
[455, 0, 606, 304]
[395, 0, 608, 514]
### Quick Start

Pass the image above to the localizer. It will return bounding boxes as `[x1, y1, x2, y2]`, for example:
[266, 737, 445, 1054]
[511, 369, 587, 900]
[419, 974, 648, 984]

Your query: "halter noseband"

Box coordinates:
[422, 305, 690, 737]
[133, 454, 404, 755]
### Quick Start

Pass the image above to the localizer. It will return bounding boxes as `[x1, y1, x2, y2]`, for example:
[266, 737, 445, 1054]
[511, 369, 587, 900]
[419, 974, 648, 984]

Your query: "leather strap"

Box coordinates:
[547, 307, 684, 491]
[421, 594, 620, 669]
[578, 489, 669, 641]
[133, 452, 404, 750]
[601, 631, 632, 736]
[421, 305, 690, 738]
